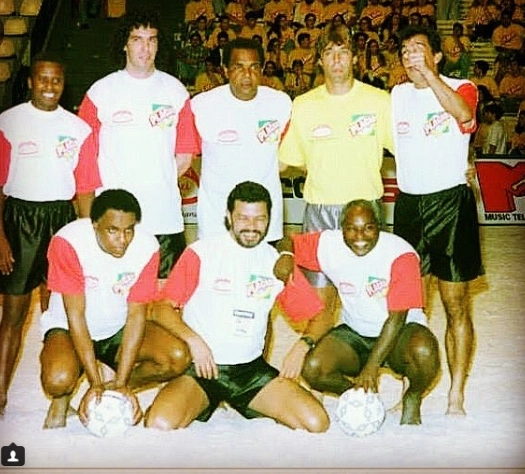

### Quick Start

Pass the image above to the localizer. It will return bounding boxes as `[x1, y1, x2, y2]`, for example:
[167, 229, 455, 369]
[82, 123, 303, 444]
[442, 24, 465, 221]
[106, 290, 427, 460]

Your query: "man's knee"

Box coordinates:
[165, 340, 191, 374]
[302, 353, 325, 388]
[41, 365, 79, 397]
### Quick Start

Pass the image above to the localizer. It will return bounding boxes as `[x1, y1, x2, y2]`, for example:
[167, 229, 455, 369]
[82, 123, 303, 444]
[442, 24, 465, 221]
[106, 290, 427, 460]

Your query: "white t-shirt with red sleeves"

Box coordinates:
[190, 85, 292, 242]
[40, 218, 160, 341]
[162, 233, 284, 364]
[0, 102, 97, 201]
[293, 230, 426, 337]
[391, 76, 478, 195]
[78, 69, 198, 235]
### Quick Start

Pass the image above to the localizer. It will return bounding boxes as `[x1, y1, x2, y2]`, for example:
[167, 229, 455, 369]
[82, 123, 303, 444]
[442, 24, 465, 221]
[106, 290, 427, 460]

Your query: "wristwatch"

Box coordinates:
[300, 336, 316, 351]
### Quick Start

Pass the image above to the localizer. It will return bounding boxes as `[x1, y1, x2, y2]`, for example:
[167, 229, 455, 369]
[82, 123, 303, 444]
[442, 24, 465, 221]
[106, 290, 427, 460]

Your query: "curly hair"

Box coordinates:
[109, 8, 170, 71]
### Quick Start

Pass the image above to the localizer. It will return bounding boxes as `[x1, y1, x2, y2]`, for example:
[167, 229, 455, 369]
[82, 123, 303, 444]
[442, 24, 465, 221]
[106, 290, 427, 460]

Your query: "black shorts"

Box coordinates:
[330, 324, 379, 368]
[0, 197, 76, 295]
[43, 327, 123, 372]
[155, 232, 186, 279]
[185, 356, 279, 421]
[393, 184, 484, 282]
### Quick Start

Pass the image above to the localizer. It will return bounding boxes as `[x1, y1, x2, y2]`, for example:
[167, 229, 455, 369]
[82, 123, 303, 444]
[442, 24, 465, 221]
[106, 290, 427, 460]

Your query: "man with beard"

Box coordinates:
[143, 181, 329, 433]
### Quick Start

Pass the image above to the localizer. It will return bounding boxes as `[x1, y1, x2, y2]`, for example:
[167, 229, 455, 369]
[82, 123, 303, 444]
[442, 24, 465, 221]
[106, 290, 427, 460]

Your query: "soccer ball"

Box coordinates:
[334, 387, 386, 437]
[84, 390, 134, 438]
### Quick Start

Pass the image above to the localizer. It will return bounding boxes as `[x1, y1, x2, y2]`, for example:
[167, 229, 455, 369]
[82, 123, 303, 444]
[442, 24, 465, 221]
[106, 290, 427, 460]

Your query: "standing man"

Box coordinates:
[78, 9, 199, 279]
[190, 38, 292, 242]
[278, 29, 393, 361]
[392, 25, 482, 416]
[277, 200, 440, 425]
[40, 189, 191, 429]
[0, 52, 99, 416]
[144, 181, 329, 433]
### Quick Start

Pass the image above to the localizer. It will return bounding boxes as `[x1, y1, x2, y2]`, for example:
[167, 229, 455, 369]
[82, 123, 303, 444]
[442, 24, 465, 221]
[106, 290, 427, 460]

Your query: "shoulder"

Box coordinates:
[54, 218, 92, 244]
[377, 231, 417, 256]
[192, 84, 228, 108]
[0, 102, 26, 127]
[129, 227, 160, 254]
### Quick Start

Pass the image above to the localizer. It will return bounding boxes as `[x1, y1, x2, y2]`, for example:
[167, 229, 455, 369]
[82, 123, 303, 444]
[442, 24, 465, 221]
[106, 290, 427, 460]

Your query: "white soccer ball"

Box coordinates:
[84, 390, 134, 438]
[334, 387, 386, 437]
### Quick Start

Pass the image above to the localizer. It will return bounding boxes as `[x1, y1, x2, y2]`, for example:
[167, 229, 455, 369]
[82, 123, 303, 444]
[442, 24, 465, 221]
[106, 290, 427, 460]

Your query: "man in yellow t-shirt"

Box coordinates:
[277, 29, 393, 375]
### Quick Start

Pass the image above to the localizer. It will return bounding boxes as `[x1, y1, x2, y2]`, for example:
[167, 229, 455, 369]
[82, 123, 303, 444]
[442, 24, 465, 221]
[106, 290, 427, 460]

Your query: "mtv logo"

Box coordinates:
[1, 442, 25, 466]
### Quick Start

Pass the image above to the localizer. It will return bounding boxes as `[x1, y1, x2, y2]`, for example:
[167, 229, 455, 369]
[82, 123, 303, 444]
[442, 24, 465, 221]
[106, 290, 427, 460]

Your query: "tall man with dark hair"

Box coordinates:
[392, 25, 482, 416]
[40, 189, 190, 429]
[144, 181, 329, 432]
[0, 52, 99, 416]
[78, 9, 199, 279]
[189, 38, 292, 243]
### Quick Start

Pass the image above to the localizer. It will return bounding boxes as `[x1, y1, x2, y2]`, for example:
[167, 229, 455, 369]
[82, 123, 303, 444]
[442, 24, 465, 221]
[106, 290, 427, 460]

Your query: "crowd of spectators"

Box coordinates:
[176, 0, 525, 154]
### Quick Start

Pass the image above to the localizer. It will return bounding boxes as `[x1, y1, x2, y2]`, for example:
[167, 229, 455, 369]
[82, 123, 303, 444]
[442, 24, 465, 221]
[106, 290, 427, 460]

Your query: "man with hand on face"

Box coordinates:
[391, 26, 482, 416]
[144, 181, 329, 433]
[39, 190, 191, 429]
[78, 9, 199, 280]
[0, 52, 99, 416]
[276, 200, 440, 425]
[189, 38, 291, 243]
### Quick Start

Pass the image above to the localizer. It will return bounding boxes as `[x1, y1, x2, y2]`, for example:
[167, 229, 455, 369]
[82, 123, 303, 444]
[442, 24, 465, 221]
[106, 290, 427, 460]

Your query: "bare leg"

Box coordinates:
[40, 329, 82, 429]
[389, 323, 440, 425]
[144, 375, 209, 430]
[39, 283, 51, 312]
[248, 377, 329, 432]
[0, 293, 32, 415]
[438, 279, 474, 416]
[127, 321, 191, 389]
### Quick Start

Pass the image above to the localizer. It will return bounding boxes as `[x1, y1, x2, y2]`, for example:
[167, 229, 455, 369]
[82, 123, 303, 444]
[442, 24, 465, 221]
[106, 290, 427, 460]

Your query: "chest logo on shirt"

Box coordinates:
[365, 276, 388, 298]
[111, 110, 134, 124]
[397, 121, 410, 135]
[112, 272, 136, 296]
[218, 129, 239, 143]
[348, 114, 377, 137]
[423, 111, 450, 136]
[339, 282, 357, 295]
[213, 278, 232, 292]
[149, 104, 176, 128]
[18, 141, 38, 156]
[246, 275, 274, 299]
[56, 136, 79, 160]
[85, 276, 100, 289]
[257, 120, 280, 143]
[311, 124, 333, 138]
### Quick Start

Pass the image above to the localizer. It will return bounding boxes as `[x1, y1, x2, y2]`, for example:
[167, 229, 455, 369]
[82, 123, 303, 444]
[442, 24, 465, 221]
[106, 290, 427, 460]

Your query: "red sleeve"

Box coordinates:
[47, 236, 85, 294]
[77, 95, 101, 163]
[74, 131, 102, 194]
[0, 131, 11, 186]
[386, 252, 424, 311]
[175, 99, 202, 155]
[160, 247, 200, 305]
[291, 232, 322, 272]
[128, 250, 160, 303]
[456, 82, 478, 134]
[276, 265, 325, 322]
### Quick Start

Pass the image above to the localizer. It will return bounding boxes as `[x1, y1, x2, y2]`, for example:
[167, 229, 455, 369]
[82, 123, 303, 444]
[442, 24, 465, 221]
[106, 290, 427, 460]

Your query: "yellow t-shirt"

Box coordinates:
[279, 81, 393, 204]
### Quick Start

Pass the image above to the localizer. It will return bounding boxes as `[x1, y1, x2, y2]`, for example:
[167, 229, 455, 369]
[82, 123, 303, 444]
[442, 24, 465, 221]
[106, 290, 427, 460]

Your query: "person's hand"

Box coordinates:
[465, 164, 477, 187]
[77, 385, 105, 426]
[279, 339, 310, 379]
[111, 386, 143, 425]
[404, 42, 435, 83]
[351, 364, 380, 393]
[273, 254, 294, 284]
[0, 235, 14, 275]
[187, 335, 218, 379]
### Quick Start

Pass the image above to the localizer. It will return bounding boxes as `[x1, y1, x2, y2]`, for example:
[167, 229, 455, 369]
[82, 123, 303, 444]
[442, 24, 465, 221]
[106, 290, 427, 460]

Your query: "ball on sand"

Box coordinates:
[335, 387, 386, 437]
[84, 390, 134, 438]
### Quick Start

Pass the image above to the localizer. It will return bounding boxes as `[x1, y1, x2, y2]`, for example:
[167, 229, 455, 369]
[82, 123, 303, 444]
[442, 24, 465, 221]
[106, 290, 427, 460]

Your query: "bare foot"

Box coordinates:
[400, 392, 422, 425]
[43, 397, 70, 429]
[447, 392, 466, 416]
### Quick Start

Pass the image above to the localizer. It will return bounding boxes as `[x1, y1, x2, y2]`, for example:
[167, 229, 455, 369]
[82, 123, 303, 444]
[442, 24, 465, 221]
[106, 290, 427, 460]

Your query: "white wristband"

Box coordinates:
[279, 251, 294, 257]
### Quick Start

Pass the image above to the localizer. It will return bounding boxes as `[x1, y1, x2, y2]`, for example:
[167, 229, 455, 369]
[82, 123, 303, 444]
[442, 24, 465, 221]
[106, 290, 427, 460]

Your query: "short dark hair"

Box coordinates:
[223, 38, 265, 67]
[109, 8, 168, 70]
[297, 32, 311, 43]
[340, 199, 380, 227]
[305, 13, 316, 21]
[226, 181, 272, 217]
[30, 51, 65, 76]
[475, 59, 490, 74]
[90, 189, 142, 223]
[484, 102, 504, 120]
[397, 25, 442, 56]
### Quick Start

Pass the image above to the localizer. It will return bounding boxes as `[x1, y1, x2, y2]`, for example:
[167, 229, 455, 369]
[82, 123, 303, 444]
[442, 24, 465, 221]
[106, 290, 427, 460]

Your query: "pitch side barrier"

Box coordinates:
[179, 155, 525, 226]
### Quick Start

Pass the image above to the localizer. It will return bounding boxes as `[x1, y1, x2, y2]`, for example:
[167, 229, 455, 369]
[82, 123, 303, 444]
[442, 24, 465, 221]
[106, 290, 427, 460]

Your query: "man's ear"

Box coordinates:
[434, 51, 443, 66]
